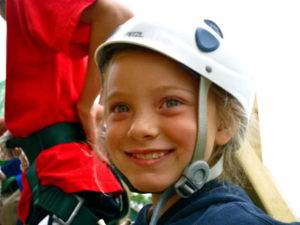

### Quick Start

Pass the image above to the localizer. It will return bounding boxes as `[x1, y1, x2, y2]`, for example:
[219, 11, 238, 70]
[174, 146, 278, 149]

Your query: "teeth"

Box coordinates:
[133, 152, 166, 160]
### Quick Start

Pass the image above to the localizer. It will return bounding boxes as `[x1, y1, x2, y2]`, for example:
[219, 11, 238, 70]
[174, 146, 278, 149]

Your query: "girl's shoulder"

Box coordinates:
[200, 200, 300, 225]
[157, 180, 299, 225]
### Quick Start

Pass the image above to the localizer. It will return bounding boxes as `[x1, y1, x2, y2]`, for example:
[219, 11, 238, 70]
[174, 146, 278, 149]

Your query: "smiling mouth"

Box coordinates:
[127, 150, 173, 160]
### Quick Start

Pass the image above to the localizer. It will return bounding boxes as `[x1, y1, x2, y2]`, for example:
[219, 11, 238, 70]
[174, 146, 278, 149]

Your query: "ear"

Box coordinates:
[215, 123, 234, 146]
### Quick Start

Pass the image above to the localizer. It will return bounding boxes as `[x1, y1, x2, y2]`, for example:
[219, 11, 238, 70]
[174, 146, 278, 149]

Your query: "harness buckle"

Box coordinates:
[52, 195, 84, 225]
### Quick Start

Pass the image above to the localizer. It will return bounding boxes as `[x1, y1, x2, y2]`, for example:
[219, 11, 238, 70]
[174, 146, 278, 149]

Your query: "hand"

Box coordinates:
[77, 102, 109, 163]
[77, 101, 102, 145]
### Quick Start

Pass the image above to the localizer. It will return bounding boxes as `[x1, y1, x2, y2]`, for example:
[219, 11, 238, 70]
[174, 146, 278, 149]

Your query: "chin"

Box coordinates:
[130, 179, 169, 193]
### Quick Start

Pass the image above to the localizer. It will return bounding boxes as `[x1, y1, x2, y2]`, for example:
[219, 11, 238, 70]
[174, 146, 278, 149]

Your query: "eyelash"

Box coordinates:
[160, 97, 183, 109]
[109, 97, 184, 114]
[110, 103, 130, 113]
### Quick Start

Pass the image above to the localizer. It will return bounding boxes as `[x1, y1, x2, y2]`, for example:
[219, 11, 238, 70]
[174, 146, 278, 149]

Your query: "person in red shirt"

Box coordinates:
[1, 0, 133, 224]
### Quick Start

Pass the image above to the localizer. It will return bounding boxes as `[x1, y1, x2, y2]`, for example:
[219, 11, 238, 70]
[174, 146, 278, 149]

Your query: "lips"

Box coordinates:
[125, 149, 173, 162]
[131, 151, 167, 160]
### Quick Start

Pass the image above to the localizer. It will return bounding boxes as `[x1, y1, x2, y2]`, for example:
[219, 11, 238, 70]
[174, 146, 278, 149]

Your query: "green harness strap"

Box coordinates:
[1, 160, 18, 194]
[26, 162, 100, 225]
[6, 122, 86, 164]
[6, 122, 130, 225]
[26, 163, 130, 225]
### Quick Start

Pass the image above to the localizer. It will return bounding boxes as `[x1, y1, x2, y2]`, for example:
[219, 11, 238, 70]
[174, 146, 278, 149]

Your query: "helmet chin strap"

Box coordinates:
[174, 77, 224, 198]
[149, 77, 224, 225]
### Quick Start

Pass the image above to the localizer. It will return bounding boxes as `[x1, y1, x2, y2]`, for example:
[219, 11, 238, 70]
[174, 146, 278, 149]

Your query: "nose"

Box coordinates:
[127, 113, 159, 141]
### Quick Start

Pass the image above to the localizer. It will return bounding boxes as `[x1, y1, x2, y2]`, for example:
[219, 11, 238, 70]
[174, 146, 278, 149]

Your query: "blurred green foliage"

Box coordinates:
[131, 193, 151, 211]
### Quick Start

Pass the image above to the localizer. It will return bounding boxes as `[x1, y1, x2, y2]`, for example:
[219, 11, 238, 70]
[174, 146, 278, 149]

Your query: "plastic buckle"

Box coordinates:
[175, 176, 198, 198]
[175, 160, 209, 198]
[52, 195, 84, 225]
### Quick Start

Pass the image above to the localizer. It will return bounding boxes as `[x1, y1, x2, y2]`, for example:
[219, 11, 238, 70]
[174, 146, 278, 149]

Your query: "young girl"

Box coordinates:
[95, 17, 300, 225]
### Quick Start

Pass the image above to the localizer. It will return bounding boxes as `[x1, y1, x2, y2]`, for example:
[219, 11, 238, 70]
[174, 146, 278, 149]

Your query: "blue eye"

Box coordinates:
[113, 104, 130, 113]
[164, 99, 182, 108]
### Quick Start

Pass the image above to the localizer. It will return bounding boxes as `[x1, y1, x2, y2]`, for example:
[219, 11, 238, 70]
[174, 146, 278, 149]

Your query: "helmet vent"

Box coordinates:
[195, 28, 220, 52]
[204, 19, 224, 38]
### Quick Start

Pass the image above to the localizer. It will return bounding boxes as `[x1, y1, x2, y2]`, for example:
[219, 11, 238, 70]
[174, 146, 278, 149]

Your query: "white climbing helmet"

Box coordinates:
[95, 16, 255, 118]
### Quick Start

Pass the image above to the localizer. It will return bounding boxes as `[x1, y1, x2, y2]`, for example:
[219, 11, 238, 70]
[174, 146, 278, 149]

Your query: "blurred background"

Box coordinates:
[1, 0, 300, 220]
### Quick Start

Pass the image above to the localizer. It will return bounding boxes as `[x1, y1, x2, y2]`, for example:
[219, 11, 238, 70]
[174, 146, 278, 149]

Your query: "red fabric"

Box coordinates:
[36, 143, 121, 194]
[19, 143, 123, 223]
[5, 0, 123, 223]
[5, 0, 92, 137]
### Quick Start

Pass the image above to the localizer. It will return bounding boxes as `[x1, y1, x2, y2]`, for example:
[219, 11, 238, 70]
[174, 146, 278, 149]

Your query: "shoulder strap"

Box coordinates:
[26, 162, 99, 225]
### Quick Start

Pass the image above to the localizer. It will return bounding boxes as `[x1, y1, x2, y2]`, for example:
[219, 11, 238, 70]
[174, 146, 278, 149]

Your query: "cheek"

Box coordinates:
[105, 123, 123, 156]
[165, 118, 197, 158]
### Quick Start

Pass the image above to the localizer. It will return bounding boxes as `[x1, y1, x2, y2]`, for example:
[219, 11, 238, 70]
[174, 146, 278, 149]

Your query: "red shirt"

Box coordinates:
[5, 0, 123, 222]
[5, 0, 90, 137]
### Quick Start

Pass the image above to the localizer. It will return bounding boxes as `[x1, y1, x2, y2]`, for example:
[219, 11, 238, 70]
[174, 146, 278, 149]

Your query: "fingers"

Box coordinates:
[78, 103, 109, 163]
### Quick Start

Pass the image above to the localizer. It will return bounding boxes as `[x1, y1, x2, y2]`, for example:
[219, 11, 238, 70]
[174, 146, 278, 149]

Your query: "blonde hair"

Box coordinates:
[209, 85, 249, 187]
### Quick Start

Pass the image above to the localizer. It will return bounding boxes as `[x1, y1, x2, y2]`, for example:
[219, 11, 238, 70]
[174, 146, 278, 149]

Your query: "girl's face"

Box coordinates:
[104, 49, 221, 193]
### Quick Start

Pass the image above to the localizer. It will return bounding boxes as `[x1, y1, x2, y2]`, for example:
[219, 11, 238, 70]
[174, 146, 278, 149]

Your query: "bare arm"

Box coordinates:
[0, 117, 6, 136]
[77, 0, 133, 161]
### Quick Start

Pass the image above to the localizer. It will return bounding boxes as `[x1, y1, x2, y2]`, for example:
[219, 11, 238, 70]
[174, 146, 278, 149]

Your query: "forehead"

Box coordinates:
[105, 49, 199, 89]
[106, 47, 198, 77]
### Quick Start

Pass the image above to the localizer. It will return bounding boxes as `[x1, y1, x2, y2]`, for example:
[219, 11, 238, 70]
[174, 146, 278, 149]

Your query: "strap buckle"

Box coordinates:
[174, 160, 209, 198]
[52, 195, 84, 225]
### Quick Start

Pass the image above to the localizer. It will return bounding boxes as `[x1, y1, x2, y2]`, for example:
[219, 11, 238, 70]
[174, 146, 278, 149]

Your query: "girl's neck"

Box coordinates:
[151, 193, 181, 218]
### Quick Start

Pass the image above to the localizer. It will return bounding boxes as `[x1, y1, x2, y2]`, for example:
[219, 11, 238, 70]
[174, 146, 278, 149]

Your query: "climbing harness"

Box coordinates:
[6, 122, 129, 225]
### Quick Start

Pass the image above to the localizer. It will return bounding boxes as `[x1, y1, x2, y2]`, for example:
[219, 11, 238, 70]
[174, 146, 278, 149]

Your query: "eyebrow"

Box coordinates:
[106, 85, 195, 102]
[106, 90, 127, 102]
[154, 85, 197, 95]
